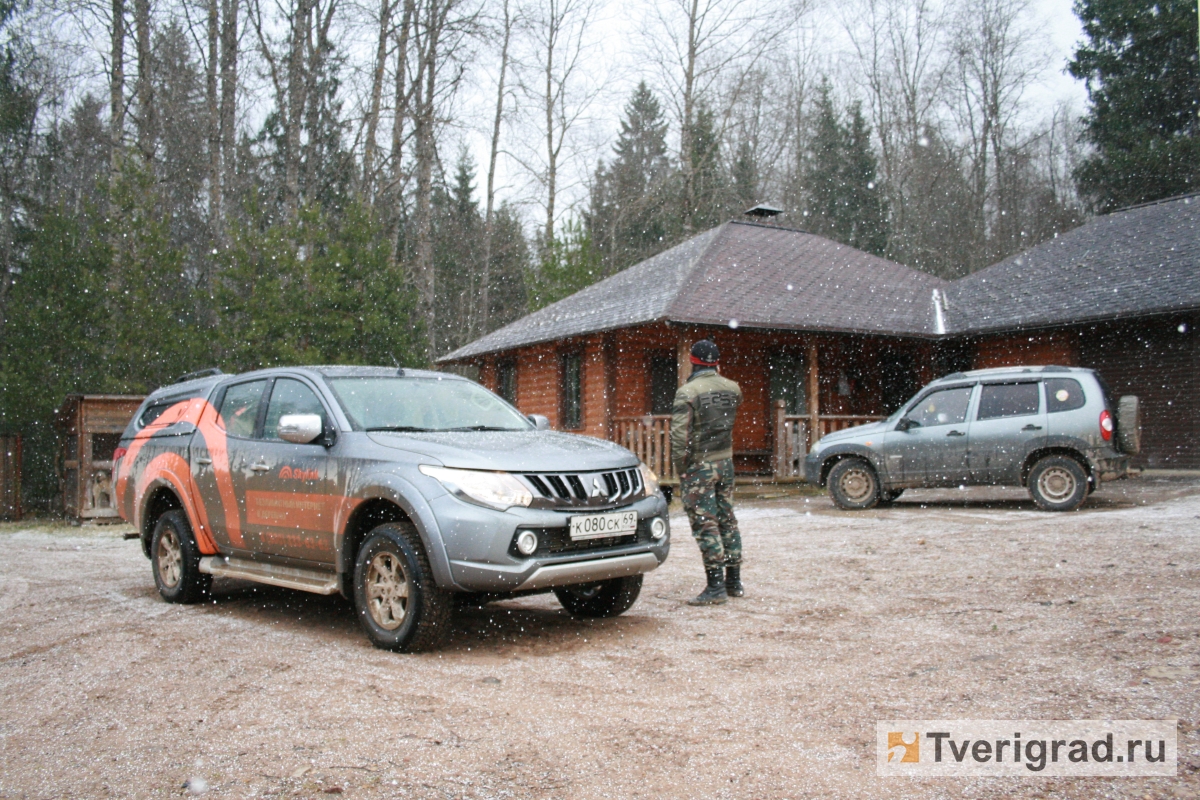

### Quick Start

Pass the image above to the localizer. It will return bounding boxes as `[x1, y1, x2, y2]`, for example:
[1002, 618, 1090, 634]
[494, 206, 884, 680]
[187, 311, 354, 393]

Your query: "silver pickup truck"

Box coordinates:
[113, 366, 670, 651]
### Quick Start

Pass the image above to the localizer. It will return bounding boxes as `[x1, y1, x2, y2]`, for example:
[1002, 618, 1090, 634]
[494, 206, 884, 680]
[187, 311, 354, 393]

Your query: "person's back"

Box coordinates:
[669, 340, 744, 606]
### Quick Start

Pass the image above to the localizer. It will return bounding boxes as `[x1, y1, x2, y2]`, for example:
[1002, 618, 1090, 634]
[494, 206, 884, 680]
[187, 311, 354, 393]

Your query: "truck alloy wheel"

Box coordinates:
[353, 523, 452, 652]
[365, 551, 410, 630]
[150, 509, 211, 603]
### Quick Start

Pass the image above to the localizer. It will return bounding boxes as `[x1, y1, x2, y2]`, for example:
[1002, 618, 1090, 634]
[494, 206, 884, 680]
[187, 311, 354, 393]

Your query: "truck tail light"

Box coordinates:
[113, 447, 128, 461]
[1099, 410, 1113, 441]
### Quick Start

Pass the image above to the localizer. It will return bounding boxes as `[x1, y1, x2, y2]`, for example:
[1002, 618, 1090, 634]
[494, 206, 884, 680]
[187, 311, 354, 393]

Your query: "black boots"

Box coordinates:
[689, 567, 728, 605]
[725, 565, 744, 597]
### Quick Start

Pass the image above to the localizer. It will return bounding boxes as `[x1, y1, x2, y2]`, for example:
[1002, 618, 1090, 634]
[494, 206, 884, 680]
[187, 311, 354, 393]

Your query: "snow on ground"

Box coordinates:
[0, 475, 1197, 798]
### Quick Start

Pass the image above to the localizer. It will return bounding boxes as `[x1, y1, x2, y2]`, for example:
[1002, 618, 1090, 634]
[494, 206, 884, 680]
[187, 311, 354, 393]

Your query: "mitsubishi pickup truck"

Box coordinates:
[113, 366, 670, 651]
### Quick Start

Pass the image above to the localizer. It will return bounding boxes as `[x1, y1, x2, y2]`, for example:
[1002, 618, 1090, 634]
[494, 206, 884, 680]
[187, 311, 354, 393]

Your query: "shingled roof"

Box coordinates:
[943, 194, 1200, 333]
[440, 221, 949, 361]
[439, 194, 1200, 363]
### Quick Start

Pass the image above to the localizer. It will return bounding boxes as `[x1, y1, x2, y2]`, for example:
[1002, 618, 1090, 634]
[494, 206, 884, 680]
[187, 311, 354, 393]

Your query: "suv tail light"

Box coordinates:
[1099, 410, 1113, 441]
[113, 447, 128, 462]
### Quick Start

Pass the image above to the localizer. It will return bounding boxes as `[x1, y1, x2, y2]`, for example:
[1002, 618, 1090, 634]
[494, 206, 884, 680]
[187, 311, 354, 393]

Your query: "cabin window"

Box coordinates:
[649, 354, 677, 415]
[560, 352, 582, 429]
[497, 359, 517, 405]
[769, 351, 807, 415]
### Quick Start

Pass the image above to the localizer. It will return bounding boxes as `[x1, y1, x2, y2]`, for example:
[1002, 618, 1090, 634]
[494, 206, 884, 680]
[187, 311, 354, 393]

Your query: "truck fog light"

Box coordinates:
[516, 530, 539, 555]
[650, 517, 667, 539]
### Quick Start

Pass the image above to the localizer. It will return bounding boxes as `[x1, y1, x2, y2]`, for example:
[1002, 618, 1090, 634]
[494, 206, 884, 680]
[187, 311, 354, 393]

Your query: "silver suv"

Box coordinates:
[114, 366, 670, 651]
[804, 366, 1139, 512]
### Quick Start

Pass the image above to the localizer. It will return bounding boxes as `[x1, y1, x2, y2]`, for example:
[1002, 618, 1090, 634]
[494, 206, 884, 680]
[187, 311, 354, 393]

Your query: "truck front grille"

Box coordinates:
[522, 467, 644, 509]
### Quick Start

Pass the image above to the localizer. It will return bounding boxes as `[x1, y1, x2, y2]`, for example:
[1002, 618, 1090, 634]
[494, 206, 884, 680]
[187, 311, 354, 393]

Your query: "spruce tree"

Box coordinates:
[586, 82, 675, 274]
[803, 84, 888, 255]
[1068, 0, 1200, 210]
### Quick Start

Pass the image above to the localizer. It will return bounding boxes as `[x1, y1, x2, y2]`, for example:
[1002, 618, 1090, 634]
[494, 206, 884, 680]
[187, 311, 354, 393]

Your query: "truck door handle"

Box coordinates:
[194, 457, 212, 466]
[250, 462, 271, 472]
[1022, 424, 1042, 431]
[946, 430, 965, 437]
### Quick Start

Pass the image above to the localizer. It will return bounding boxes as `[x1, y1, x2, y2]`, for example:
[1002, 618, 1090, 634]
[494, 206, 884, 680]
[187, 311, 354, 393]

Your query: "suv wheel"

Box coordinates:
[1028, 456, 1088, 512]
[554, 575, 643, 618]
[151, 510, 211, 604]
[354, 523, 452, 652]
[827, 458, 880, 510]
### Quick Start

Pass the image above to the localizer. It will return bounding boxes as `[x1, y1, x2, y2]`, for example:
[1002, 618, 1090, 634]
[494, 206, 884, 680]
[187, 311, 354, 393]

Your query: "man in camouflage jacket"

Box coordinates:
[670, 339, 744, 605]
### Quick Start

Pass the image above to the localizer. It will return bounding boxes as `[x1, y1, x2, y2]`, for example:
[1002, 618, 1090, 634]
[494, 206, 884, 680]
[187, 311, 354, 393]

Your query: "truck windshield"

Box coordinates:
[327, 377, 532, 432]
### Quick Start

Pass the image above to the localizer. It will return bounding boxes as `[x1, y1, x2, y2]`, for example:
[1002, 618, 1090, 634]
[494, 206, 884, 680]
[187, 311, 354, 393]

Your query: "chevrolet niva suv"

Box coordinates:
[804, 366, 1140, 512]
[113, 366, 670, 651]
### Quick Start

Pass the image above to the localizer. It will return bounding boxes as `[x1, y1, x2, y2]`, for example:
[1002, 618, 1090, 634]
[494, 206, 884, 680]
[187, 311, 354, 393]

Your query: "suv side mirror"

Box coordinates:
[279, 414, 324, 444]
[896, 417, 919, 432]
[528, 414, 551, 431]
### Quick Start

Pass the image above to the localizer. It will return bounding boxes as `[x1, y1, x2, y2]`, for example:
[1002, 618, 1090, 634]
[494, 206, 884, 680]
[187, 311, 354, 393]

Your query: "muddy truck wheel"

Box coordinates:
[151, 510, 212, 604]
[827, 458, 880, 510]
[354, 523, 453, 652]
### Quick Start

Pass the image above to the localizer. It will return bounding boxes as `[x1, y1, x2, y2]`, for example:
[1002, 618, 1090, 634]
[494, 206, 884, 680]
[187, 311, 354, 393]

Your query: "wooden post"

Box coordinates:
[603, 334, 616, 441]
[806, 340, 820, 447]
[773, 399, 787, 478]
[676, 334, 691, 388]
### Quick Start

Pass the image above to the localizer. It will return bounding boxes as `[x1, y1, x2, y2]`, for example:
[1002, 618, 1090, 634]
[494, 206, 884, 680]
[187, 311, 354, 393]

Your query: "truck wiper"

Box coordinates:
[365, 425, 434, 432]
[442, 425, 520, 432]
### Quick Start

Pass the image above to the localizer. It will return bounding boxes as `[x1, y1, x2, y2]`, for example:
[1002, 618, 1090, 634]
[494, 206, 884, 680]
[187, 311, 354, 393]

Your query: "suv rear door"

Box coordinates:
[967, 381, 1048, 484]
[191, 378, 270, 552]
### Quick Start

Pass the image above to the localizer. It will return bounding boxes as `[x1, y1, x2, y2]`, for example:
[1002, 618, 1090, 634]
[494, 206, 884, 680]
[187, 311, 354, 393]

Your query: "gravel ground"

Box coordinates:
[1, 474, 1198, 800]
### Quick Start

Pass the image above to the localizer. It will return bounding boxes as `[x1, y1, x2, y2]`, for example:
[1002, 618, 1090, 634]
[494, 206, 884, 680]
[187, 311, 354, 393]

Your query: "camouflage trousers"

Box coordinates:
[680, 458, 741, 570]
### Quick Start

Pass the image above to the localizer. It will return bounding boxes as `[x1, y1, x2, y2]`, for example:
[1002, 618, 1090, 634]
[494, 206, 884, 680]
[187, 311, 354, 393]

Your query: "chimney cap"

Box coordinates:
[743, 203, 783, 218]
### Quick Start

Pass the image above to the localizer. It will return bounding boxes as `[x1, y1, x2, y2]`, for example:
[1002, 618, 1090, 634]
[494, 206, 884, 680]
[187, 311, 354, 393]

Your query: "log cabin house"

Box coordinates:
[440, 195, 1199, 480]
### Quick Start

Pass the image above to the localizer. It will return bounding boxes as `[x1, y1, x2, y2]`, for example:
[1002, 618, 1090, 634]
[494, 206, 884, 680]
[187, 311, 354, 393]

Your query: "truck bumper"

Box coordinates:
[433, 493, 671, 593]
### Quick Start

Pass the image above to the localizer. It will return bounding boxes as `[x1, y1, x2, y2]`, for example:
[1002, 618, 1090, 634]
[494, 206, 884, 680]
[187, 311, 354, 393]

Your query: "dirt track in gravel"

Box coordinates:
[1, 475, 1198, 800]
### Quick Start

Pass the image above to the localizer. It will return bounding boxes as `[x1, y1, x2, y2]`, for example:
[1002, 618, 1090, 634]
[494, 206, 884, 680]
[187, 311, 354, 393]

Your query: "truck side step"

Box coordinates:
[199, 556, 340, 595]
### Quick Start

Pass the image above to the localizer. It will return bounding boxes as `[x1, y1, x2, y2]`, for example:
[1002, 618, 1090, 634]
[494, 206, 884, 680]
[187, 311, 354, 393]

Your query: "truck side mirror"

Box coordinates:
[528, 414, 551, 431]
[278, 414, 324, 444]
[896, 417, 919, 432]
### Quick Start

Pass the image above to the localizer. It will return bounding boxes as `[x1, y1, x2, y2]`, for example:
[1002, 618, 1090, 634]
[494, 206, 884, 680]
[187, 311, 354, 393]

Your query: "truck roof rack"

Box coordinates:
[176, 367, 224, 383]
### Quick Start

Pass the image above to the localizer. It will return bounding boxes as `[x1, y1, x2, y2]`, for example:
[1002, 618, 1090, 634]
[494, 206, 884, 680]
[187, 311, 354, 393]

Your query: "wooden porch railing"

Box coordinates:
[613, 415, 674, 481]
[772, 401, 884, 478]
[611, 407, 885, 482]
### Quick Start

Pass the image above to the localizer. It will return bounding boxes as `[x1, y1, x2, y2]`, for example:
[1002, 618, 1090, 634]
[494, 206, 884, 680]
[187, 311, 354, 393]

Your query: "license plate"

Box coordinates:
[569, 510, 638, 540]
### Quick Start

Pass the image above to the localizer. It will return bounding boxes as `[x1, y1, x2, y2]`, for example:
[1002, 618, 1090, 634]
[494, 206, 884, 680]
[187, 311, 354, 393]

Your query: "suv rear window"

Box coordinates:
[977, 382, 1040, 420]
[1045, 378, 1086, 413]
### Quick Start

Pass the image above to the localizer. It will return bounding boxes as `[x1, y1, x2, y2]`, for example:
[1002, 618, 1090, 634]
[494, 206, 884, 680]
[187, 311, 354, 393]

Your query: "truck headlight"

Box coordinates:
[419, 465, 533, 511]
[639, 463, 660, 495]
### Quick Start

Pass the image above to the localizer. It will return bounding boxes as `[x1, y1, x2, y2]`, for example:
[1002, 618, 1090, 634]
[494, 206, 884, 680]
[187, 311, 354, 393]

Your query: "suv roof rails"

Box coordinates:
[942, 372, 968, 380]
[176, 367, 224, 383]
[1039, 365, 1071, 372]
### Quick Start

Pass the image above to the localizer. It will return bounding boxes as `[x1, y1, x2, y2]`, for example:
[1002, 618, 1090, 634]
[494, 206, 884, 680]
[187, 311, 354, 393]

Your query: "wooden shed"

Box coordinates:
[56, 395, 144, 522]
[1, 434, 21, 521]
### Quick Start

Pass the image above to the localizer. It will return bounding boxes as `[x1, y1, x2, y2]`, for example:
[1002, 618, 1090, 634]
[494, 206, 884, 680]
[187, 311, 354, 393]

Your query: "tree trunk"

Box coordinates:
[387, 0, 415, 265]
[206, 0, 221, 230]
[284, 0, 313, 216]
[110, 0, 126, 168]
[480, 0, 511, 335]
[219, 0, 238, 235]
[363, 0, 394, 203]
[133, 0, 154, 161]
